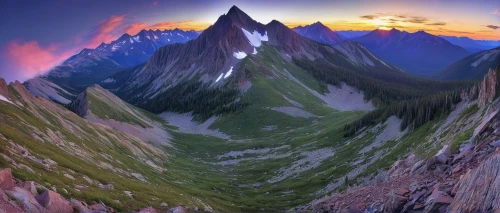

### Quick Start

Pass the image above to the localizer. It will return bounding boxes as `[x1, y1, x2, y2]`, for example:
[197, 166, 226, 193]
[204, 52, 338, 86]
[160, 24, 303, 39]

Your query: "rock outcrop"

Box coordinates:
[478, 67, 499, 107]
[0, 78, 8, 97]
[68, 89, 89, 117]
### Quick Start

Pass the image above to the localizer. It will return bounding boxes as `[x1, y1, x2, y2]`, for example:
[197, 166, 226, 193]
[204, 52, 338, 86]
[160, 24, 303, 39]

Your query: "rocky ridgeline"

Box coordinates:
[0, 168, 190, 213]
[462, 66, 499, 106]
[478, 68, 499, 107]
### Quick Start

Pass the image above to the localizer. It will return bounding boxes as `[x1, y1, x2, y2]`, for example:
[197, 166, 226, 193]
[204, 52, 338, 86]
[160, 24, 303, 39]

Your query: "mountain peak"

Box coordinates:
[227, 5, 243, 14]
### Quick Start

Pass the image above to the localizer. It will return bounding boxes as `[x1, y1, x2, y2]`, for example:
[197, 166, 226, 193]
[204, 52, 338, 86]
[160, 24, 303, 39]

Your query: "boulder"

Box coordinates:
[0, 190, 23, 213]
[424, 190, 453, 213]
[434, 145, 451, 164]
[384, 190, 407, 213]
[160, 202, 169, 207]
[19, 181, 38, 196]
[6, 186, 47, 213]
[137, 206, 158, 213]
[0, 168, 15, 190]
[35, 190, 73, 213]
[427, 145, 451, 170]
[169, 205, 188, 213]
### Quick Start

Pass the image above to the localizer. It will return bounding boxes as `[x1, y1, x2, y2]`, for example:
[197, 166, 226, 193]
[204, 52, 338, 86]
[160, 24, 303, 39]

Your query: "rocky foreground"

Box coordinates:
[312, 101, 500, 212]
[0, 167, 190, 213]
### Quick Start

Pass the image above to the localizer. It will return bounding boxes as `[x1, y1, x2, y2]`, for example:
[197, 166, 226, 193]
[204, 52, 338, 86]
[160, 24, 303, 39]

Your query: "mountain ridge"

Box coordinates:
[353, 28, 470, 76]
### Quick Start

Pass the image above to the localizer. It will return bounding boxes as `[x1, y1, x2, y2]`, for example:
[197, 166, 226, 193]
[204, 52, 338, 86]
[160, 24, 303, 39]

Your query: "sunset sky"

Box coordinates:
[1, 0, 499, 82]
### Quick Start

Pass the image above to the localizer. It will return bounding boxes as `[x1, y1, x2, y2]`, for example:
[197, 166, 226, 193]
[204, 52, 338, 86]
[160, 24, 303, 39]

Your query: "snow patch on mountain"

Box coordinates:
[0, 95, 13, 105]
[133, 36, 141, 42]
[471, 49, 499, 67]
[102, 78, 116, 83]
[241, 29, 268, 47]
[224, 67, 234, 79]
[252, 47, 257, 55]
[215, 73, 224, 82]
[233, 51, 247, 59]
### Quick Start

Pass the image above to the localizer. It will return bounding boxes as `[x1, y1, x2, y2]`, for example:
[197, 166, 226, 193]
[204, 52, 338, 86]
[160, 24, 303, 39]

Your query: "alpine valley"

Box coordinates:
[0, 4, 500, 213]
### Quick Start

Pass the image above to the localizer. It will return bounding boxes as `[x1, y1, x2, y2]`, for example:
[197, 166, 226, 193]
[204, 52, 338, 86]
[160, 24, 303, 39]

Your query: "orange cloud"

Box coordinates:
[124, 22, 148, 35]
[85, 15, 126, 48]
[2, 40, 73, 81]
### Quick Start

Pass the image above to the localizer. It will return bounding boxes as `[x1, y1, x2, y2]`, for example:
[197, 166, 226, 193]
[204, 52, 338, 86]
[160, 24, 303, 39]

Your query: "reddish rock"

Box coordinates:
[0, 168, 15, 190]
[395, 188, 410, 196]
[0, 78, 8, 97]
[36, 190, 73, 213]
[478, 68, 498, 107]
[6, 186, 47, 213]
[0, 190, 23, 213]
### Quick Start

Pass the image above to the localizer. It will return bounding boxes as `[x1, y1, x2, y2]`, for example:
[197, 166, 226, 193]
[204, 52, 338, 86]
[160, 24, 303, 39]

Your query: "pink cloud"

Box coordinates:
[84, 15, 126, 48]
[1, 40, 73, 82]
[0, 15, 127, 82]
[493, 9, 500, 15]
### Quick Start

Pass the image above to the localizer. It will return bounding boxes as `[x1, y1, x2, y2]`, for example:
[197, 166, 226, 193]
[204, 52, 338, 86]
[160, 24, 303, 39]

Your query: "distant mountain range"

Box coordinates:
[293, 22, 402, 71]
[437, 46, 500, 80]
[293, 22, 344, 45]
[335, 30, 371, 39]
[24, 29, 198, 103]
[439, 35, 500, 53]
[353, 28, 470, 76]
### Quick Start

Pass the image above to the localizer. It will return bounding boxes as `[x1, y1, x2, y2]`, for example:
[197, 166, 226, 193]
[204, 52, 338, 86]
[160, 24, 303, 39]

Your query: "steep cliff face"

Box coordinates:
[0, 78, 8, 97]
[68, 90, 89, 117]
[478, 67, 499, 107]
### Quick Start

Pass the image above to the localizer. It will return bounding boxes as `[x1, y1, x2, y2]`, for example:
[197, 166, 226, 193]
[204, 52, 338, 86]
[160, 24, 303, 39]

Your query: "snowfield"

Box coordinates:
[0, 95, 13, 105]
[233, 51, 247, 59]
[215, 73, 224, 82]
[224, 67, 234, 79]
[241, 28, 268, 47]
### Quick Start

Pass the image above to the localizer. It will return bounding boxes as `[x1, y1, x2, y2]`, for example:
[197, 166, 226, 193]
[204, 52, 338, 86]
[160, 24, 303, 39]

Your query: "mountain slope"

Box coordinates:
[0, 78, 214, 210]
[69, 84, 171, 146]
[109, 6, 403, 117]
[293, 21, 344, 46]
[353, 28, 470, 76]
[23, 78, 75, 104]
[26, 29, 198, 103]
[437, 46, 500, 80]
